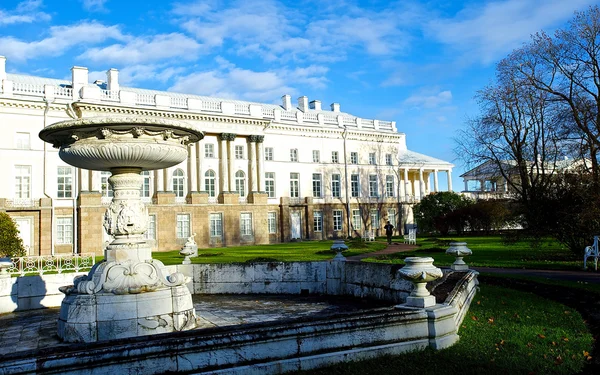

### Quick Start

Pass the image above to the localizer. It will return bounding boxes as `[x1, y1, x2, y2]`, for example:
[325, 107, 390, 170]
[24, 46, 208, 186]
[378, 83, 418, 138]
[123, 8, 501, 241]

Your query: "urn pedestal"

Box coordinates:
[446, 242, 472, 271]
[398, 257, 443, 308]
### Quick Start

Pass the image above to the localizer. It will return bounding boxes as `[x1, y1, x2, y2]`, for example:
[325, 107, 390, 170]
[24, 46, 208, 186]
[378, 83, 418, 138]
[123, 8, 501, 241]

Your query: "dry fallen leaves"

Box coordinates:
[538, 334, 546, 339]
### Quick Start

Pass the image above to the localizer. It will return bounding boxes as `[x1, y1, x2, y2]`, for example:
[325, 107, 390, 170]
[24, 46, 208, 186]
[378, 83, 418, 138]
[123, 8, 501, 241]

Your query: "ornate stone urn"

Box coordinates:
[40, 116, 203, 342]
[398, 257, 443, 307]
[446, 242, 472, 271]
[330, 240, 348, 261]
[0, 258, 13, 279]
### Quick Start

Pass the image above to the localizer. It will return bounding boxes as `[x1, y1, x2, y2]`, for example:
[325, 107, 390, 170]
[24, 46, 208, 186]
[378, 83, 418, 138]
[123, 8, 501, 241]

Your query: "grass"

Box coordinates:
[152, 239, 387, 265]
[365, 235, 582, 270]
[292, 283, 594, 375]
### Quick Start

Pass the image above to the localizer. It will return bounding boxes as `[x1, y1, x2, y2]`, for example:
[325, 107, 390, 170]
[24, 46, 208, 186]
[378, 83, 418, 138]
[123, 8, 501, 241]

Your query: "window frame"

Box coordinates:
[172, 168, 185, 198]
[333, 210, 343, 231]
[331, 174, 341, 198]
[235, 170, 246, 197]
[56, 216, 73, 245]
[265, 172, 275, 198]
[352, 209, 361, 231]
[290, 148, 298, 162]
[205, 143, 215, 158]
[312, 150, 320, 163]
[240, 212, 253, 236]
[205, 170, 216, 197]
[209, 212, 223, 237]
[313, 210, 323, 232]
[176, 213, 191, 239]
[332, 151, 339, 163]
[369, 174, 378, 197]
[351, 174, 360, 197]
[369, 152, 377, 165]
[386, 175, 394, 197]
[312, 173, 322, 198]
[290, 172, 300, 198]
[265, 147, 274, 161]
[145, 214, 157, 240]
[350, 152, 358, 164]
[267, 212, 277, 234]
[57, 166, 73, 199]
[235, 145, 244, 160]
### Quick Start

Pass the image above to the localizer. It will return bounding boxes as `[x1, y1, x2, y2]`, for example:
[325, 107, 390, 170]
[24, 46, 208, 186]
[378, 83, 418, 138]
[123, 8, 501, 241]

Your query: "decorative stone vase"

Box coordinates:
[398, 257, 443, 307]
[0, 257, 13, 279]
[446, 242, 472, 271]
[330, 240, 348, 262]
[39, 116, 204, 343]
[180, 234, 198, 265]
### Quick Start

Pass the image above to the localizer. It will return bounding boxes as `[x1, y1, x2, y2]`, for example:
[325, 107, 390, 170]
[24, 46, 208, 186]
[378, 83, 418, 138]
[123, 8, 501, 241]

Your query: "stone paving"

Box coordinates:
[0, 294, 388, 356]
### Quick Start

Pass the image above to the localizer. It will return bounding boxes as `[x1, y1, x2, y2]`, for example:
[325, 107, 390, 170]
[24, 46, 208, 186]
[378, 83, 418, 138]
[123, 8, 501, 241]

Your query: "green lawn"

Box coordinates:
[293, 283, 594, 375]
[152, 240, 387, 265]
[367, 235, 582, 270]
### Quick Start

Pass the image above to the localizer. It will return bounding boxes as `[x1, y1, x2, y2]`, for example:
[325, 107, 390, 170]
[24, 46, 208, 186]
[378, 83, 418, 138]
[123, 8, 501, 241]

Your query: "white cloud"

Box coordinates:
[80, 0, 108, 12]
[0, 22, 123, 61]
[427, 0, 598, 64]
[0, 0, 50, 26]
[79, 33, 202, 64]
[404, 89, 453, 109]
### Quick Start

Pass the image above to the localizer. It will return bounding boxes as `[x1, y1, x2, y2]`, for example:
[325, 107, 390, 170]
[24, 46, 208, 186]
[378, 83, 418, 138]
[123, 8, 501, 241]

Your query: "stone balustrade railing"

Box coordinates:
[0, 79, 397, 132]
[6, 253, 96, 276]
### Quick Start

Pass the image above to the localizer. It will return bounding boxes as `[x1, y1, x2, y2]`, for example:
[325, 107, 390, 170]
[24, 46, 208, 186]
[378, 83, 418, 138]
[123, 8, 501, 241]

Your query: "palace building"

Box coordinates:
[0, 56, 453, 255]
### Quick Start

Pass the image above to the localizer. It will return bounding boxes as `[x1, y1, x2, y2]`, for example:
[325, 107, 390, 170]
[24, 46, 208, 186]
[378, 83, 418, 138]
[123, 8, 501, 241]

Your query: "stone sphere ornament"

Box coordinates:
[446, 242, 472, 271]
[398, 257, 443, 308]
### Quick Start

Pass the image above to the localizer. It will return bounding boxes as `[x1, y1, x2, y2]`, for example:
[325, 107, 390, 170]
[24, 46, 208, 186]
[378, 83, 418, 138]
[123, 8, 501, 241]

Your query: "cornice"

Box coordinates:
[266, 123, 403, 143]
[0, 97, 65, 111]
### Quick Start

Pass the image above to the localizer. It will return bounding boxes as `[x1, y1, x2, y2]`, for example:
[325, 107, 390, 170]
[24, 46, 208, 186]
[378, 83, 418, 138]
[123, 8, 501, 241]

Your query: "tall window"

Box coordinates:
[333, 210, 343, 231]
[290, 148, 298, 162]
[385, 154, 393, 166]
[145, 214, 156, 240]
[14, 165, 31, 198]
[312, 173, 322, 197]
[265, 172, 275, 198]
[205, 170, 216, 197]
[332, 151, 339, 163]
[265, 147, 274, 161]
[267, 212, 277, 234]
[369, 175, 378, 197]
[369, 152, 377, 165]
[15, 132, 30, 149]
[240, 213, 253, 235]
[57, 166, 73, 198]
[235, 170, 246, 197]
[387, 209, 396, 228]
[331, 174, 341, 198]
[313, 211, 323, 232]
[56, 217, 73, 244]
[205, 143, 214, 158]
[350, 152, 358, 164]
[141, 171, 151, 198]
[209, 213, 223, 237]
[235, 145, 244, 159]
[352, 209, 361, 230]
[351, 174, 359, 197]
[172, 169, 185, 198]
[176, 213, 190, 238]
[101, 171, 113, 197]
[370, 210, 380, 230]
[386, 175, 394, 197]
[312, 150, 320, 163]
[290, 173, 299, 198]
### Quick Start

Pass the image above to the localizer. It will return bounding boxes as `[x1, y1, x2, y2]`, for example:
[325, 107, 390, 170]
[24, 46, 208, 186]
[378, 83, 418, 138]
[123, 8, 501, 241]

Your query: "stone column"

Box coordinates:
[79, 169, 90, 192]
[404, 168, 410, 199]
[256, 135, 265, 192]
[187, 144, 198, 193]
[464, 179, 468, 192]
[399, 169, 406, 200]
[227, 134, 236, 191]
[419, 168, 425, 199]
[248, 136, 258, 192]
[219, 135, 229, 192]
[196, 142, 203, 190]
[154, 169, 164, 192]
[433, 169, 439, 192]
[447, 170, 453, 192]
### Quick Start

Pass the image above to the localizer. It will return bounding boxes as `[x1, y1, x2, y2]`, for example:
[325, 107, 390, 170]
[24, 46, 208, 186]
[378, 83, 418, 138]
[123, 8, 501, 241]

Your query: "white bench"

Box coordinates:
[403, 228, 416, 245]
[363, 230, 375, 242]
[584, 235, 599, 271]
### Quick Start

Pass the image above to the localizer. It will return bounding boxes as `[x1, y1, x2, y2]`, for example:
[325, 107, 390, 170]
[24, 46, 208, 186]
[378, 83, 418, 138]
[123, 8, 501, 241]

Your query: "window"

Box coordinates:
[15, 132, 30, 149]
[350, 152, 358, 164]
[267, 212, 277, 234]
[235, 145, 244, 159]
[351, 174, 359, 197]
[57, 166, 73, 198]
[145, 214, 156, 240]
[370, 210, 380, 230]
[290, 173, 299, 198]
[176, 214, 190, 238]
[312, 150, 320, 163]
[205, 170, 216, 197]
[240, 212, 253, 236]
[56, 217, 73, 244]
[265, 172, 275, 198]
[386, 154, 393, 166]
[369, 152, 376, 165]
[386, 175, 394, 197]
[15, 165, 31, 198]
[101, 171, 113, 197]
[387, 209, 396, 228]
[209, 213, 223, 237]
[172, 169, 185, 198]
[333, 210, 343, 231]
[313, 211, 323, 232]
[331, 174, 341, 198]
[141, 171, 151, 198]
[352, 209, 361, 230]
[235, 170, 246, 197]
[265, 147, 274, 161]
[205, 143, 214, 158]
[369, 175, 378, 197]
[312, 173, 322, 198]
[332, 151, 339, 163]
[290, 148, 298, 162]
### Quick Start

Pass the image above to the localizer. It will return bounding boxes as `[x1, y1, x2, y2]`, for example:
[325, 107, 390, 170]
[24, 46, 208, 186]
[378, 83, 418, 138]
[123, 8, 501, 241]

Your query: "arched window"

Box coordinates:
[172, 168, 185, 198]
[205, 170, 216, 197]
[235, 170, 246, 197]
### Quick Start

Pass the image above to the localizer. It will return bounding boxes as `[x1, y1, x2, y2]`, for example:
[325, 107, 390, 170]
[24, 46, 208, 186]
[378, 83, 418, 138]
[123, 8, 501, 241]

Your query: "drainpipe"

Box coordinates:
[43, 96, 55, 255]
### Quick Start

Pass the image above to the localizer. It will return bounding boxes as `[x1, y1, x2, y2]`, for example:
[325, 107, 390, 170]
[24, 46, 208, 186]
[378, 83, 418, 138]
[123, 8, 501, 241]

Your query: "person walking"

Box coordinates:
[384, 221, 394, 245]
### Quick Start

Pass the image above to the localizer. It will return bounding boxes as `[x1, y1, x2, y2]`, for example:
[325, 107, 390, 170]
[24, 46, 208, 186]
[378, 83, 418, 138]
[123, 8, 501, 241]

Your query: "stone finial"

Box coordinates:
[298, 96, 308, 112]
[309, 100, 321, 111]
[331, 102, 340, 112]
[107, 68, 119, 91]
[282, 94, 292, 110]
[330, 240, 348, 262]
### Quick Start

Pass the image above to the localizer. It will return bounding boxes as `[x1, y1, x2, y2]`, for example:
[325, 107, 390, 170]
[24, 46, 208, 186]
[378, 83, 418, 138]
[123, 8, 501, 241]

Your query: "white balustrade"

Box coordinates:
[202, 101, 221, 112]
[6, 253, 96, 276]
[170, 97, 187, 108]
[262, 108, 275, 118]
[136, 93, 155, 105]
[234, 103, 250, 115]
[12, 82, 44, 95]
[280, 111, 297, 120]
[303, 113, 318, 122]
[100, 90, 119, 101]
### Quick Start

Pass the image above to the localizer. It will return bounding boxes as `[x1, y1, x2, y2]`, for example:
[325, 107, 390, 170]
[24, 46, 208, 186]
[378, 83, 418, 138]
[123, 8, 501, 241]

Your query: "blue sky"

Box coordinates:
[1, 0, 597, 190]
